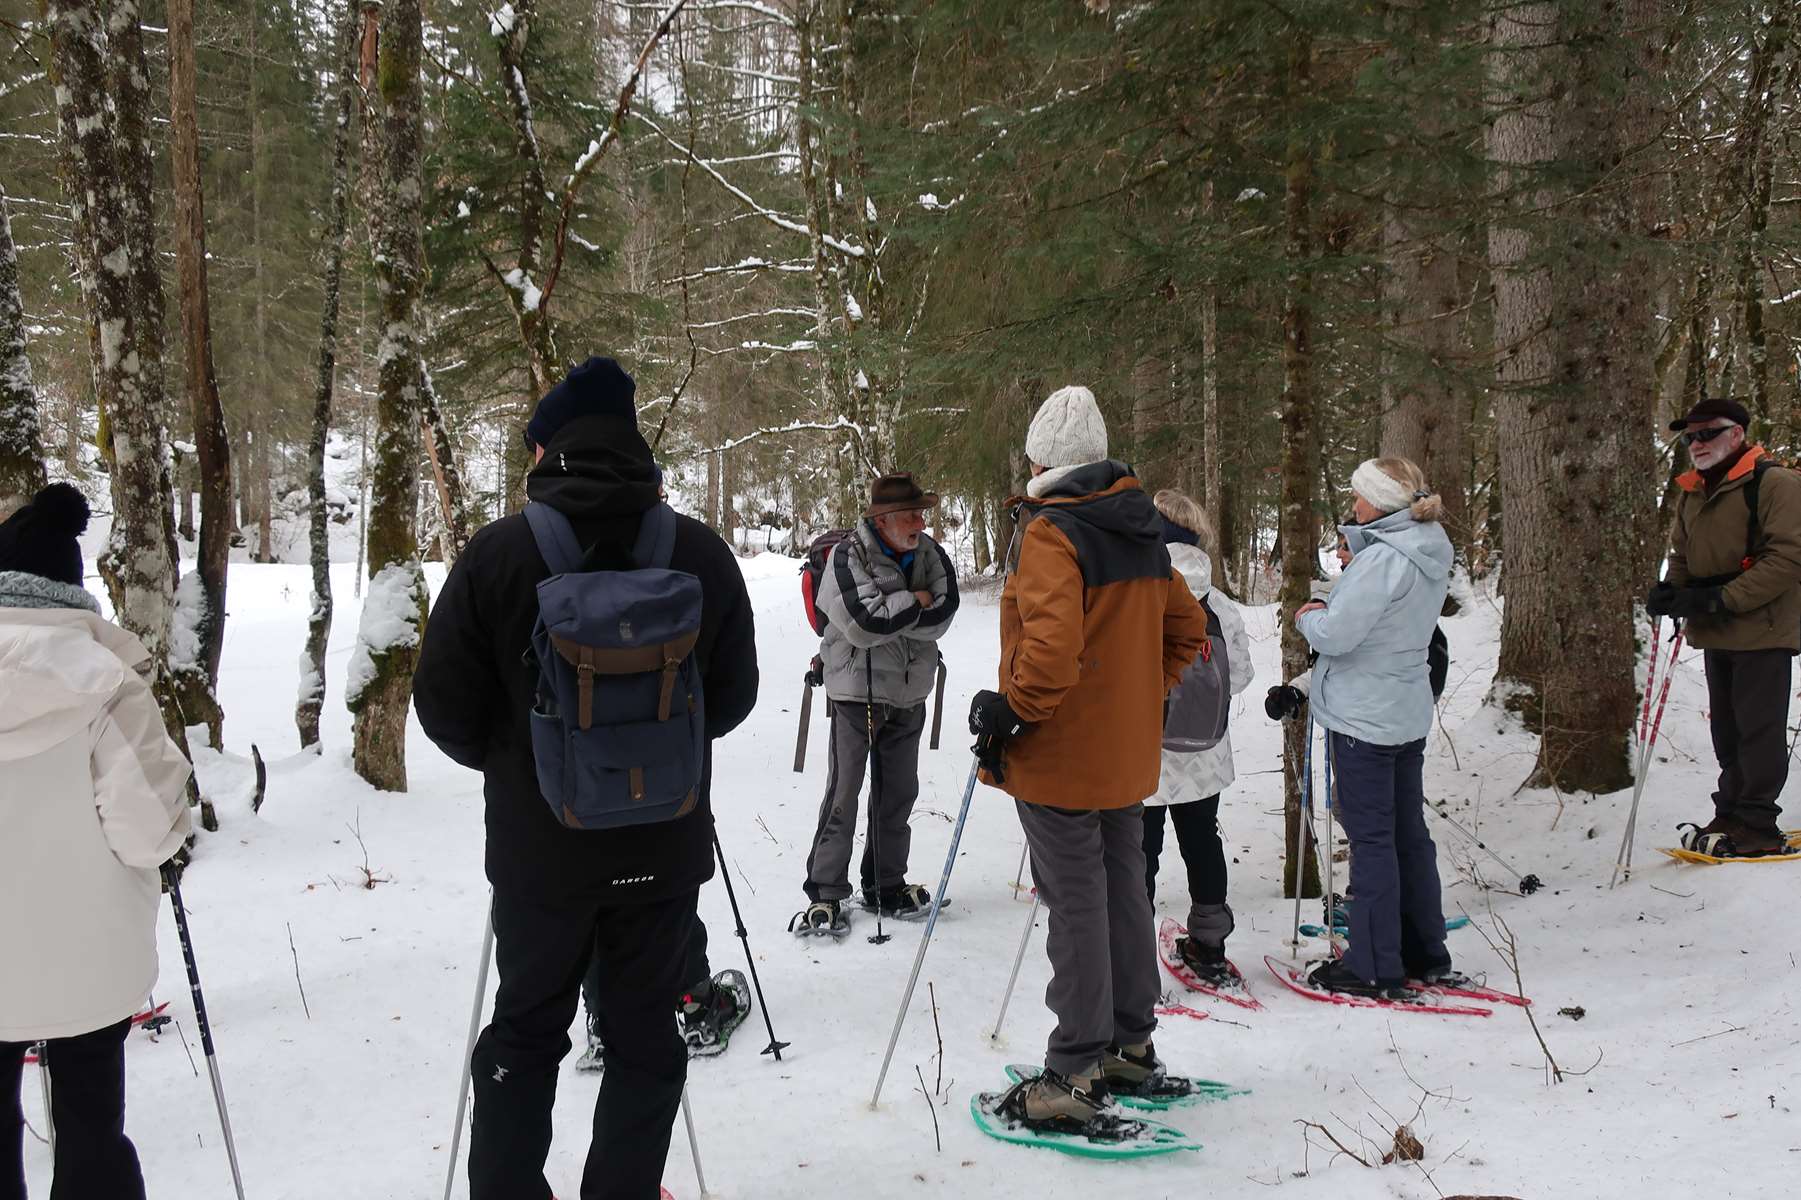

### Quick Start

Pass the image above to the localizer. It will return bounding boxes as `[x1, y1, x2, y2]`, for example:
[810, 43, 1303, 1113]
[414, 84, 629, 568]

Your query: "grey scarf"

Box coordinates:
[0, 569, 101, 613]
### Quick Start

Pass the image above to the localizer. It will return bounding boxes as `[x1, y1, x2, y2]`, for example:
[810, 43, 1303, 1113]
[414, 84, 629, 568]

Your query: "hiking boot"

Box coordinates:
[1307, 960, 1411, 1001]
[861, 883, 934, 916]
[1175, 936, 1236, 986]
[1101, 1041, 1162, 1090]
[997, 1067, 1110, 1130]
[1719, 818, 1787, 857]
[1411, 963, 1472, 989]
[789, 899, 849, 936]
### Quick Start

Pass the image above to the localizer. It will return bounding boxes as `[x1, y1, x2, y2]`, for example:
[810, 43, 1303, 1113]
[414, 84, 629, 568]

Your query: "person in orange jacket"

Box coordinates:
[969, 385, 1210, 1134]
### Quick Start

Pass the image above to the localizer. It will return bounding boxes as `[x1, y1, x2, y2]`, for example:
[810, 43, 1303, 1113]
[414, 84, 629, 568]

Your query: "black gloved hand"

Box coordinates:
[1661, 585, 1724, 620]
[804, 655, 824, 688]
[1645, 581, 1677, 618]
[1264, 684, 1306, 722]
[969, 689, 1028, 783]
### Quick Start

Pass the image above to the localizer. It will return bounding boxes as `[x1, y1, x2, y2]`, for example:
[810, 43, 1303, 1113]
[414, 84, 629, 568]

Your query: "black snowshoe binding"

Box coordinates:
[991, 1069, 1133, 1139]
[1411, 964, 1473, 990]
[1307, 959, 1413, 1002]
[789, 899, 851, 938]
[679, 969, 751, 1058]
[1174, 936, 1238, 989]
[859, 882, 941, 921]
[1677, 821, 1788, 858]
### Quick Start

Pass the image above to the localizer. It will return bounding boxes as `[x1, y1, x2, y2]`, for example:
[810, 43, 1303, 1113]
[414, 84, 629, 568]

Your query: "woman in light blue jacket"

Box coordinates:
[1295, 457, 1457, 999]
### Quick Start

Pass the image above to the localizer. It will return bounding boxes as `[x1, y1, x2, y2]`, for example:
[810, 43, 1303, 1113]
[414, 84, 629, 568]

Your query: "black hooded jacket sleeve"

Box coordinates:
[412, 413, 760, 902]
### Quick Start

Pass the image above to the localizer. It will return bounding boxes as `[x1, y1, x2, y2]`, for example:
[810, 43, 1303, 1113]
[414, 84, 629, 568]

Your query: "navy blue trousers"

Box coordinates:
[1327, 732, 1449, 986]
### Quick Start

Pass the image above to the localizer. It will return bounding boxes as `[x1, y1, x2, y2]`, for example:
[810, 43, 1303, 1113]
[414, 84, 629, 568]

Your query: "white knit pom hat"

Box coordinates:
[1025, 385, 1109, 470]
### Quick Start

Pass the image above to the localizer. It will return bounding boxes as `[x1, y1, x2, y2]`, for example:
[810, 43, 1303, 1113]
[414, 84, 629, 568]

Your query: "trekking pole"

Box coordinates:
[711, 829, 789, 1060]
[989, 886, 1040, 1041]
[864, 652, 890, 946]
[35, 1044, 52, 1154]
[442, 894, 495, 1200]
[1639, 615, 1662, 743]
[1289, 715, 1315, 958]
[680, 1088, 712, 1198]
[164, 869, 247, 1200]
[1613, 622, 1686, 889]
[870, 757, 979, 1109]
[1424, 803, 1542, 894]
[1009, 840, 1029, 897]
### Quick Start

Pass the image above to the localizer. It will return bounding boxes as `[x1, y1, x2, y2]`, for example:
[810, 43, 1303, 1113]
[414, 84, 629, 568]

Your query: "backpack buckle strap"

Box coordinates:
[629, 767, 646, 802]
[577, 650, 596, 730]
[658, 647, 681, 721]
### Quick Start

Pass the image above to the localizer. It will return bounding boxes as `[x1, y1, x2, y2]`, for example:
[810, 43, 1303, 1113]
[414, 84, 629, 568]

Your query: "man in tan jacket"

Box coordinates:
[1650, 396, 1801, 856]
[968, 385, 1209, 1134]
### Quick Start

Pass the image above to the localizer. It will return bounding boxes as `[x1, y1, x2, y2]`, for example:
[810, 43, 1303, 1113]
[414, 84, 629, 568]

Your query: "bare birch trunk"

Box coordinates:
[49, 0, 207, 825]
[349, 0, 430, 792]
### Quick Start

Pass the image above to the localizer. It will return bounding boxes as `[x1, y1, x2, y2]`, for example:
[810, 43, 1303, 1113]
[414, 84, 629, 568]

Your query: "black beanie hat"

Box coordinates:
[526, 357, 637, 449]
[0, 482, 90, 586]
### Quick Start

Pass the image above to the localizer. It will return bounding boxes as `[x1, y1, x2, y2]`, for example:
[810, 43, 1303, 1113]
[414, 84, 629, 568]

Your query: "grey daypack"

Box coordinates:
[524, 501, 706, 830]
[1163, 598, 1229, 753]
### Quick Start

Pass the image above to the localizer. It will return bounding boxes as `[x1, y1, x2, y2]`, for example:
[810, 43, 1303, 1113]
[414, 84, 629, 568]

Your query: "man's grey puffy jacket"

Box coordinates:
[816, 521, 958, 708]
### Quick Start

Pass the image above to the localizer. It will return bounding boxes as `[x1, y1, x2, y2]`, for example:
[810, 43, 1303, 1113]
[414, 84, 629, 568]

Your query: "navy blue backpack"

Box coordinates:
[523, 501, 706, 830]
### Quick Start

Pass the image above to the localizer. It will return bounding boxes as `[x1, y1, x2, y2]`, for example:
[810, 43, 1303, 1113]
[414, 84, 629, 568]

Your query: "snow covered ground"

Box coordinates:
[21, 551, 1801, 1199]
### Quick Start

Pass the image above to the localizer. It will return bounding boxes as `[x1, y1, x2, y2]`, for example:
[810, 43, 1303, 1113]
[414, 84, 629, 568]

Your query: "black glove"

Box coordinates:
[1656, 585, 1724, 621]
[1645, 581, 1677, 618]
[969, 689, 1028, 783]
[804, 654, 824, 688]
[1264, 684, 1306, 722]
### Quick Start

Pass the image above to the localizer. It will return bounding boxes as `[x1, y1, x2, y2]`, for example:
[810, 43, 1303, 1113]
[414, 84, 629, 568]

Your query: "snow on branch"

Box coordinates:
[700, 338, 818, 356]
[687, 307, 818, 329]
[634, 111, 866, 258]
[658, 257, 814, 285]
[612, 0, 792, 24]
[676, 415, 863, 460]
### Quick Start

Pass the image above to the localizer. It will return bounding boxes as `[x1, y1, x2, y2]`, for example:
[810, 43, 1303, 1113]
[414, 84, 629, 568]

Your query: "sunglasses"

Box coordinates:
[1680, 426, 1734, 447]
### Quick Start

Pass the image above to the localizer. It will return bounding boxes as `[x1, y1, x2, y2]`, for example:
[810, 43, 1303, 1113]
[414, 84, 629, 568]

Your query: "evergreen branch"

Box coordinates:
[539, 0, 689, 316]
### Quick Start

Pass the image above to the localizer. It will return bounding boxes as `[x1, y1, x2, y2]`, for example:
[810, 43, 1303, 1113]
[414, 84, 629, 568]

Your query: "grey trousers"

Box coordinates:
[803, 700, 927, 902]
[1016, 800, 1160, 1076]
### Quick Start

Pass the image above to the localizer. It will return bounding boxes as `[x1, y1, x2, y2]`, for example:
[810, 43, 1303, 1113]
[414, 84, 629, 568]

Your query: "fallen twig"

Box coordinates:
[1296, 1118, 1373, 1168]
[287, 921, 311, 1020]
[1673, 1023, 1745, 1048]
[914, 1064, 941, 1152]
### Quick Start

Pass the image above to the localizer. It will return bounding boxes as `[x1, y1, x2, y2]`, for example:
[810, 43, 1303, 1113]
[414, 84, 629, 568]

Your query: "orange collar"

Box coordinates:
[1676, 443, 1764, 494]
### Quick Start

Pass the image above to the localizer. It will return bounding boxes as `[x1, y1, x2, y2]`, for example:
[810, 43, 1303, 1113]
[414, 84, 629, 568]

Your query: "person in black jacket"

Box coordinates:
[414, 356, 758, 1200]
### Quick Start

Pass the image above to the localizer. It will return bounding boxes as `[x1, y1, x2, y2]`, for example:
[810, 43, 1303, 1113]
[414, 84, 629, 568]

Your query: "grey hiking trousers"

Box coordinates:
[1017, 800, 1161, 1077]
[804, 700, 927, 902]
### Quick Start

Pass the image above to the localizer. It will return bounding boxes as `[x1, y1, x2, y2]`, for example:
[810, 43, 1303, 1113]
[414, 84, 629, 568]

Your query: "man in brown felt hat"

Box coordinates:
[791, 473, 960, 937]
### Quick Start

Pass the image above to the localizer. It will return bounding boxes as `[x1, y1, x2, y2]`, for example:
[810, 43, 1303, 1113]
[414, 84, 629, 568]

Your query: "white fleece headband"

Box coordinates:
[1350, 460, 1419, 514]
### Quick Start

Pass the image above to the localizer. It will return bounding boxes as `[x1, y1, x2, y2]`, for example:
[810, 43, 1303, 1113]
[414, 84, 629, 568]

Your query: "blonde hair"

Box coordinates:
[1367, 457, 1445, 523]
[1153, 488, 1217, 554]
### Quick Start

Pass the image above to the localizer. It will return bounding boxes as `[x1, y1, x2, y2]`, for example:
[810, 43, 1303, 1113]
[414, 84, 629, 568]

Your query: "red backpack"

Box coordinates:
[799, 529, 855, 634]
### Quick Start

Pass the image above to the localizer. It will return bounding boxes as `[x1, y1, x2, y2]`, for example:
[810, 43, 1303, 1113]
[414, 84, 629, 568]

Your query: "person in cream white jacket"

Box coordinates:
[0, 483, 191, 1200]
